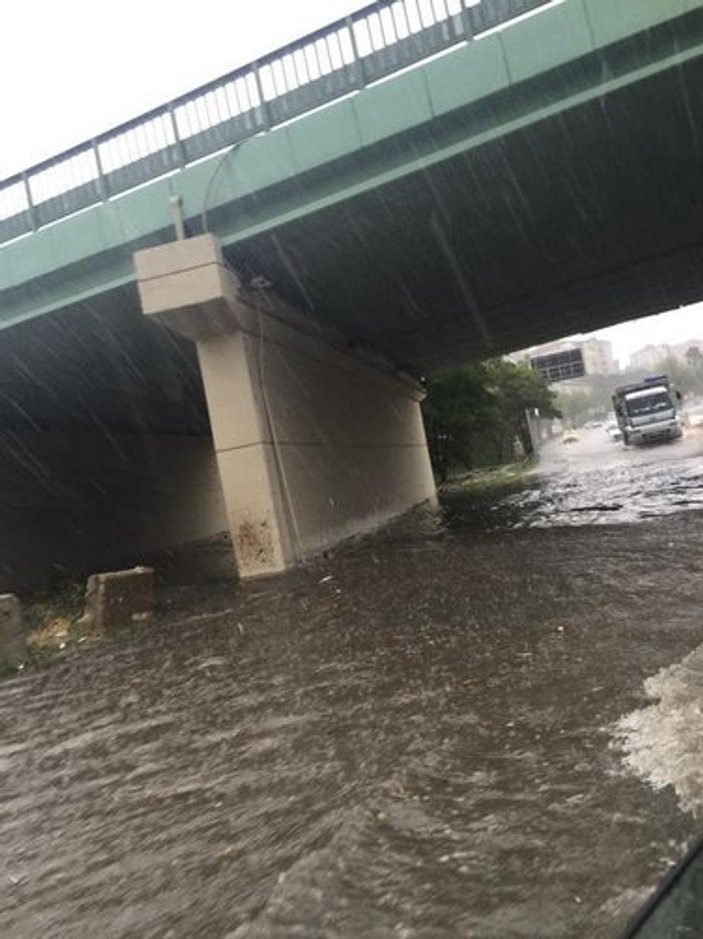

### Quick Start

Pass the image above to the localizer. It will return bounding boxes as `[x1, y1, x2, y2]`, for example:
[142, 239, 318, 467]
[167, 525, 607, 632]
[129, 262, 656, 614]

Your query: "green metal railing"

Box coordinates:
[0, 0, 550, 245]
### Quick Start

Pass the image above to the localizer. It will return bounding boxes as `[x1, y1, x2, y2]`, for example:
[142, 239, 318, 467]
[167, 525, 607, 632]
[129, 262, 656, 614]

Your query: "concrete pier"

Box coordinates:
[135, 234, 436, 578]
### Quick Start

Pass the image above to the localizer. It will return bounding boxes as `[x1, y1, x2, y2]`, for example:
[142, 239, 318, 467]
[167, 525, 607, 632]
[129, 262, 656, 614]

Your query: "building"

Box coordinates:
[580, 338, 618, 375]
[629, 344, 670, 371]
[629, 339, 703, 371]
[514, 337, 618, 377]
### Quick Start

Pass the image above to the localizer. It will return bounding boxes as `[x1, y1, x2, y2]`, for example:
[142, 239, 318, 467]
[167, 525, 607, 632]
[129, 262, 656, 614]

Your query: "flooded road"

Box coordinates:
[2, 429, 703, 938]
[448, 427, 703, 531]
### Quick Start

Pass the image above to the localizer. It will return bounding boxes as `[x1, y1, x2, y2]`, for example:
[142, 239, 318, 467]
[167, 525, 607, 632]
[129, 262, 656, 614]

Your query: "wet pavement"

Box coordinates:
[448, 427, 703, 531]
[2, 429, 703, 938]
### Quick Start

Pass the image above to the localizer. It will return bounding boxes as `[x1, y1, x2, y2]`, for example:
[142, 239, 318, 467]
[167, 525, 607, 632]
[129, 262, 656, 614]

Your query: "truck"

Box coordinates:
[612, 375, 683, 446]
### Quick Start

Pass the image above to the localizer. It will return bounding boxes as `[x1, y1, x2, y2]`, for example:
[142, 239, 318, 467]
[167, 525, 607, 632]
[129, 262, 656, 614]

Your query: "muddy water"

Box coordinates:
[1, 432, 703, 938]
[446, 429, 703, 531]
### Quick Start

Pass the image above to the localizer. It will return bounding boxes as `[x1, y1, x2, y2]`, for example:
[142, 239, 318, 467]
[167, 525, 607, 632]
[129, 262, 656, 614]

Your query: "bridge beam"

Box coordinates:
[134, 234, 436, 578]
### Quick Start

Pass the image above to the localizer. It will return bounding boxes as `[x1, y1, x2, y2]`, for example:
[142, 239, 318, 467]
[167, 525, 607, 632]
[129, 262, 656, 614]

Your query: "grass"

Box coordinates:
[26, 614, 101, 659]
[446, 458, 538, 493]
[1, 581, 102, 678]
[25, 581, 104, 660]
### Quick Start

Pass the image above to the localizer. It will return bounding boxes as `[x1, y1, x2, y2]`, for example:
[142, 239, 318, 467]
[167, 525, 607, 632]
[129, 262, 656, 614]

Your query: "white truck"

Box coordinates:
[612, 375, 683, 446]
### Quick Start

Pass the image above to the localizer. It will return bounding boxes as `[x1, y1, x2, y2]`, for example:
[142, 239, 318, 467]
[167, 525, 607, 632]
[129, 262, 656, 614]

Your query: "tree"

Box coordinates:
[685, 347, 703, 393]
[422, 363, 503, 480]
[422, 360, 559, 478]
[485, 360, 560, 457]
[685, 346, 703, 371]
[555, 390, 594, 428]
[651, 358, 696, 396]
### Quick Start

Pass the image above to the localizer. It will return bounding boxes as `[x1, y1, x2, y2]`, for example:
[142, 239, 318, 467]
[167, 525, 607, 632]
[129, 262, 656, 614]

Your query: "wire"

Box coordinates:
[197, 140, 305, 563]
[200, 140, 246, 236]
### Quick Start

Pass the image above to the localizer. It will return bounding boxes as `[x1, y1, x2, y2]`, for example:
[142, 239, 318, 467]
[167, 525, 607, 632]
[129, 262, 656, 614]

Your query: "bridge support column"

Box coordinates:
[134, 234, 436, 578]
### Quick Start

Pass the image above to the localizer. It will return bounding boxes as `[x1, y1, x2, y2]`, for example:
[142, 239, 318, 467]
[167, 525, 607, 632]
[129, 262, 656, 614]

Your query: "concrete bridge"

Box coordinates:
[1, 0, 702, 586]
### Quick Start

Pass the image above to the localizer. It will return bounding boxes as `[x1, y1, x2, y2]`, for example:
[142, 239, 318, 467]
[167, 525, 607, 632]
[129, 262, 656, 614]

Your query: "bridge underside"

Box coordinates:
[4, 2, 703, 384]
[0, 299, 221, 593]
[222, 53, 703, 372]
[6, 46, 703, 406]
[0, 289, 205, 434]
[7, 58, 703, 427]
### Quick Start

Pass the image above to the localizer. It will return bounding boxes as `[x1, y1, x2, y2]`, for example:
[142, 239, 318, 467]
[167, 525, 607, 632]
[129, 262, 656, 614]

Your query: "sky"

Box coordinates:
[2, 0, 701, 362]
[0, 1, 367, 178]
[569, 305, 703, 369]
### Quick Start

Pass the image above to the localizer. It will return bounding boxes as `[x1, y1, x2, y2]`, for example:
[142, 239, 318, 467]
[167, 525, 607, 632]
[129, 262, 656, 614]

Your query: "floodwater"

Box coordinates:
[447, 427, 703, 531]
[2, 429, 703, 938]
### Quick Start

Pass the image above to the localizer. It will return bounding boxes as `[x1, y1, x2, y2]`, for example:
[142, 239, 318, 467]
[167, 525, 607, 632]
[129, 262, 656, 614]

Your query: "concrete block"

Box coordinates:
[136, 238, 243, 341]
[0, 594, 26, 666]
[133, 233, 223, 282]
[80, 567, 155, 631]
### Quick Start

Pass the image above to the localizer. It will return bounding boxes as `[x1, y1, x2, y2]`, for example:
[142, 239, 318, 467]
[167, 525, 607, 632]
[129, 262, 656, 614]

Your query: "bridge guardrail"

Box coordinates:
[0, 0, 548, 246]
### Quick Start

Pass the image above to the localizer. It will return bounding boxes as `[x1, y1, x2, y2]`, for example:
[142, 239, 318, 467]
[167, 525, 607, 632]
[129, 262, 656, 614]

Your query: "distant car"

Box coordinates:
[563, 430, 579, 444]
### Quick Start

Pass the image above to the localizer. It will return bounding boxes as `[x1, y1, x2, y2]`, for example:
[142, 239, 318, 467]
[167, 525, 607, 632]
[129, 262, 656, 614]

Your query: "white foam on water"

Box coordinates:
[615, 643, 703, 816]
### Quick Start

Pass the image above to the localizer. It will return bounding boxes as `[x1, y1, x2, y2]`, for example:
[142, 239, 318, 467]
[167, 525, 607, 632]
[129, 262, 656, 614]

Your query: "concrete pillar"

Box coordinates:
[134, 234, 436, 578]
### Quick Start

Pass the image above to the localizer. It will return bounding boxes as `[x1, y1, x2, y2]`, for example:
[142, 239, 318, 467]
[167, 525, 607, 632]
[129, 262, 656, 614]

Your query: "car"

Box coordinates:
[563, 430, 579, 444]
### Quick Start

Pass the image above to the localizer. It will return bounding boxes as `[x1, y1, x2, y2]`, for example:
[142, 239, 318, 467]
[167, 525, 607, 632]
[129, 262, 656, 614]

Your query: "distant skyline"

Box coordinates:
[567, 304, 703, 369]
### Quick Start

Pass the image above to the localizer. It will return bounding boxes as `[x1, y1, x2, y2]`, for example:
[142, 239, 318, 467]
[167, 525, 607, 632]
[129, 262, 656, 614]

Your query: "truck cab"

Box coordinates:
[612, 375, 683, 446]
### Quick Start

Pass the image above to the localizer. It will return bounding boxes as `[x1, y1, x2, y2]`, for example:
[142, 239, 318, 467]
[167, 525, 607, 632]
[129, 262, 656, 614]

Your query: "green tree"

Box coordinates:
[485, 360, 560, 457]
[422, 360, 559, 479]
[555, 390, 594, 427]
[422, 363, 502, 480]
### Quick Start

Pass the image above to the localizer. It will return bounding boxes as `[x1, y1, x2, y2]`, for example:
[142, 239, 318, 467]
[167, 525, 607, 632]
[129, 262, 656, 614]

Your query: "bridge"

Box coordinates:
[1, 0, 702, 586]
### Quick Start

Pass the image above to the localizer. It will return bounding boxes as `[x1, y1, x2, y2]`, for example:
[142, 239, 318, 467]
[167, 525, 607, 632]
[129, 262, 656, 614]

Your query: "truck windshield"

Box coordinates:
[625, 390, 672, 417]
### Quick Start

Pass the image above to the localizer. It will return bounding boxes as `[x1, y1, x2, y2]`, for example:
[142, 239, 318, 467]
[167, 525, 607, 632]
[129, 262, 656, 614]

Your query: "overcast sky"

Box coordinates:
[2, 0, 700, 361]
[569, 305, 703, 369]
[1, 1, 367, 178]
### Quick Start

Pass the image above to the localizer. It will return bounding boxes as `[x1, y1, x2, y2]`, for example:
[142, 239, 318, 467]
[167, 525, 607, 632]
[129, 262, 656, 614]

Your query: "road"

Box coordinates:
[522, 425, 703, 526]
[544, 423, 703, 473]
[1, 428, 703, 937]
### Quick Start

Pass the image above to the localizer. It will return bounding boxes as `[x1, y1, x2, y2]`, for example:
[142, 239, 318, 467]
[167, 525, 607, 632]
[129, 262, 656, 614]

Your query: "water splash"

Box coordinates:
[615, 644, 703, 816]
